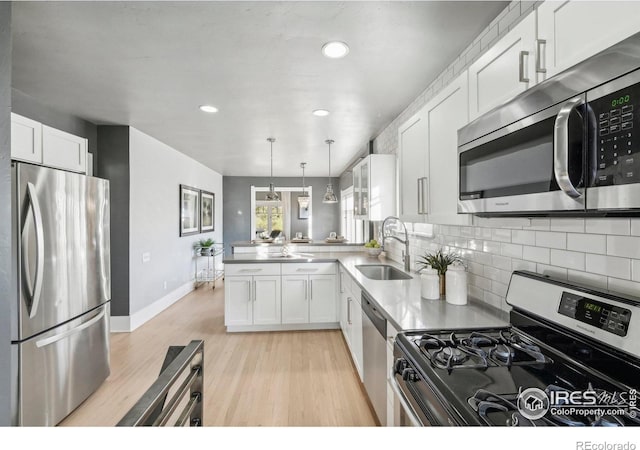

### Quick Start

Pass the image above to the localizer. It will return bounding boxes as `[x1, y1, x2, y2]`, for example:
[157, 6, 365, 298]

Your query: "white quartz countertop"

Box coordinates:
[223, 252, 509, 332]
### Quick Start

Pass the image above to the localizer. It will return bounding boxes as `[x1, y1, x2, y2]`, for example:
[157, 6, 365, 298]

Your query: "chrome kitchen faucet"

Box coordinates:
[380, 216, 411, 272]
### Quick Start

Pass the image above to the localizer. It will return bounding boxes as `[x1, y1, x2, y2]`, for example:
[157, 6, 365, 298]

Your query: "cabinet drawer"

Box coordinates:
[225, 263, 281, 276]
[281, 262, 336, 275]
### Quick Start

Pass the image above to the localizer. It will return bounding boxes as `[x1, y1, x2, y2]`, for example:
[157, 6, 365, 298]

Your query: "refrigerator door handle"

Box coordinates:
[22, 182, 45, 319]
[35, 307, 106, 348]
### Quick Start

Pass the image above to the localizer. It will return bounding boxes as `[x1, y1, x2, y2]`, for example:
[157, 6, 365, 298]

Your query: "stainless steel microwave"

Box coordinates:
[458, 31, 640, 215]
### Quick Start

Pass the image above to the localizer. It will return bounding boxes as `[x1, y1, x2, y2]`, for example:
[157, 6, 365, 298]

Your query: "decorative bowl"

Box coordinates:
[365, 247, 382, 257]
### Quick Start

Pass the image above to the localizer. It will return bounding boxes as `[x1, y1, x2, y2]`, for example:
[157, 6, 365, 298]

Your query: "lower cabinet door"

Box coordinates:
[224, 276, 253, 326]
[350, 295, 364, 381]
[253, 275, 282, 325]
[309, 274, 337, 323]
[281, 276, 309, 324]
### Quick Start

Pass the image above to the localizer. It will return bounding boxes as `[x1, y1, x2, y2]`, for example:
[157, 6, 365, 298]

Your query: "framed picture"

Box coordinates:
[298, 202, 309, 219]
[200, 190, 215, 232]
[179, 184, 200, 236]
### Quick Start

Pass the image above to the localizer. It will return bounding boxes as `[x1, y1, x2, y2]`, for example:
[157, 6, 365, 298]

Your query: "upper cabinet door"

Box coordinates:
[397, 109, 428, 223]
[425, 71, 471, 226]
[11, 113, 43, 164]
[537, 1, 640, 80]
[468, 13, 536, 121]
[42, 125, 87, 174]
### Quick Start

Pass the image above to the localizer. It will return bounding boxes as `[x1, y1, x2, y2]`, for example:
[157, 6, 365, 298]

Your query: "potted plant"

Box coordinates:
[195, 238, 215, 256]
[417, 249, 462, 297]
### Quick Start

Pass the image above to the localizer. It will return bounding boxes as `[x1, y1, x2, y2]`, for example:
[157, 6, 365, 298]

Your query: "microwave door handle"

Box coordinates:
[553, 96, 583, 199]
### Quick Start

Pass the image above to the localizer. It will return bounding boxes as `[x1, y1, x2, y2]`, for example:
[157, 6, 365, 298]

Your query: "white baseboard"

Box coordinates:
[226, 322, 340, 333]
[110, 281, 195, 332]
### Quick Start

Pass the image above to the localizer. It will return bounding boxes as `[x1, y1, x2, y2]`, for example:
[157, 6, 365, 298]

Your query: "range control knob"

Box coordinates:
[394, 358, 408, 374]
[402, 368, 418, 382]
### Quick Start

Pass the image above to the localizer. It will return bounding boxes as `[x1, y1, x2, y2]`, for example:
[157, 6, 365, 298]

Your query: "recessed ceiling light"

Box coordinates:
[199, 105, 218, 113]
[312, 109, 330, 117]
[321, 41, 349, 59]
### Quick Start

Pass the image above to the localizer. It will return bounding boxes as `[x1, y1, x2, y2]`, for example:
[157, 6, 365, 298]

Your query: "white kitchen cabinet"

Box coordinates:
[398, 71, 471, 226]
[11, 113, 88, 173]
[424, 71, 471, 226]
[353, 154, 396, 221]
[309, 274, 337, 323]
[537, 1, 640, 81]
[468, 13, 536, 121]
[282, 276, 309, 324]
[224, 276, 253, 326]
[349, 284, 364, 381]
[252, 276, 281, 325]
[11, 113, 43, 164]
[42, 125, 87, 174]
[397, 110, 428, 223]
[225, 264, 282, 327]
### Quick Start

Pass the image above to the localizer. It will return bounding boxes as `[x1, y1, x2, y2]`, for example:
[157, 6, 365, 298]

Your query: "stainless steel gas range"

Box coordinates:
[390, 271, 640, 426]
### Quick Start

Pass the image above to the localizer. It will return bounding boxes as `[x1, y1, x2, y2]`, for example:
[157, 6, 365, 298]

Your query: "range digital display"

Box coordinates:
[558, 292, 631, 337]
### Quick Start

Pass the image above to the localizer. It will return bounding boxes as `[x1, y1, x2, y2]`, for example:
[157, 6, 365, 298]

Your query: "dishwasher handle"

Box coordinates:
[361, 292, 386, 337]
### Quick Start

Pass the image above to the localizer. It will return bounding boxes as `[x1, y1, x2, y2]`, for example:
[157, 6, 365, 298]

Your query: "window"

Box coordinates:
[255, 203, 283, 237]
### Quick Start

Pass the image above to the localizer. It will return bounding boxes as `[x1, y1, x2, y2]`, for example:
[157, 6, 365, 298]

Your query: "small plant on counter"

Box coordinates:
[417, 249, 461, 276]
[195, 238, 215, 248]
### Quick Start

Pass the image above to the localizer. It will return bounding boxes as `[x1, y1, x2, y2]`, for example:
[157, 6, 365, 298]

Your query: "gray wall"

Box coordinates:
[97, 126, 130, 316]
[11, 89, 99, 174]
[223, 176, 340, 255]
[0, 2, 12, 426]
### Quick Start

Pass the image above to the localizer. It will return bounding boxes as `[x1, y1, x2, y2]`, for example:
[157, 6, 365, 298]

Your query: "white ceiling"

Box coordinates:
[11, 1, 507, 177]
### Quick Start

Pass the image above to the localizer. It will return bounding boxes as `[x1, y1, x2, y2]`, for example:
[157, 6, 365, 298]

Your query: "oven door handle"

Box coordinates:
[389, 367, 423, 427]
[553, 96, 583, 199]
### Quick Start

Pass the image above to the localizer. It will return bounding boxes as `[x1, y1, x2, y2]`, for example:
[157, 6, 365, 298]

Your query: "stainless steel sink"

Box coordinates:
[355, 264, 412, 280]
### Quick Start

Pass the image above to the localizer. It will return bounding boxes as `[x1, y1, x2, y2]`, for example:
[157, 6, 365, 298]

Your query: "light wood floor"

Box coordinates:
[60, 281, 378, 426]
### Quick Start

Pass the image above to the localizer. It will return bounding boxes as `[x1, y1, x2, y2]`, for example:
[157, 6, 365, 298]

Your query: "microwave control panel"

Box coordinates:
[590, 83, 640, 186]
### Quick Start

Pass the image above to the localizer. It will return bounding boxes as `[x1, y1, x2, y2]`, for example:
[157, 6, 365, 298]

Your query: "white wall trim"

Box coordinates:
[110, 280, 195, 332]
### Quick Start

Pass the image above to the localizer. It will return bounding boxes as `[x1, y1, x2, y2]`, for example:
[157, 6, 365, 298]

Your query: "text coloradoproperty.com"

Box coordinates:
[576, 443, 636, 450]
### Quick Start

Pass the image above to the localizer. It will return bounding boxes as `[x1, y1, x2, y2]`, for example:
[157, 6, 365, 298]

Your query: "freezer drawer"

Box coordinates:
[15, 303, 110, 426]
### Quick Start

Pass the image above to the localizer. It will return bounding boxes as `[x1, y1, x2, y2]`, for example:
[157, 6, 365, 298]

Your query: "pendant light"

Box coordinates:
[265, 137, 280, 202]
[323, 139, 338, 204]
[298, 162, 311, 208]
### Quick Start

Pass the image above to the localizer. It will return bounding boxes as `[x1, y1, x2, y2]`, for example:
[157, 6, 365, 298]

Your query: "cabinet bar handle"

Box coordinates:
[519, 50, 530, 83]
[347, 297, 352, 325]
[421, 177, 429, 214]
[304, 280, 308, 300]
[536, 39, 547, 74]
[310, 280, 313, 300]
[417, 178, 423, 214]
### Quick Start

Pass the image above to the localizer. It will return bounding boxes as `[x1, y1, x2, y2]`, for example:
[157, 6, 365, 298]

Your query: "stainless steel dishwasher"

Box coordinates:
[361, 292, 387, 424]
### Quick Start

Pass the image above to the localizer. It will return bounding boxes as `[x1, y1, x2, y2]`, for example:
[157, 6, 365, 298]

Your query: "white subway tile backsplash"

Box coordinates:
[483, 266, 502, 281]
[474, 251, 493, 265]
[523, 246, 550, 264]
[536, 264, 568, 280]
[501, 243, 523, 259]
[492, 228, 512, 243]
[468, 262, 484, 276]
[606, 235, 640, 259]
[511, 230, 535, 245]
[484, 291, 503, 309]
[632, 219, 640, 236]
[585, 218, 630, 235]
[492, 255, 511, 271]
[475, 227, 493, 239]
[468, 239, 483, 251]
[449, 226, 461, 237]
[550, 249, 585, 271]
[525, 218, 550, 231]
[567, 233, 606, 254]
[483, 241, 502, 255]
[511, 259, 537, 272]
[535, 231, 566, 249]
[491, 281, 509, 297]
[461, 226, 475, 238]
[469, 274, 492, 290]
[585, 254, 631, 279]
[607, 277, 640, 298]
[567, 270, 608, 289]
[469, 285, 484, 301]
[550, 218, 585, 233]
[632, 260, 640, 282]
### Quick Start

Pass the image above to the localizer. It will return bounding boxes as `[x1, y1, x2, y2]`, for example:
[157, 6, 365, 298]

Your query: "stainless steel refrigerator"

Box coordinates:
[11, 162, 111, 426]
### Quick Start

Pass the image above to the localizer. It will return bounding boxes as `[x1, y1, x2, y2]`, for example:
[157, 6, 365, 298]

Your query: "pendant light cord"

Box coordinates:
[325, 139, 334, 181]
